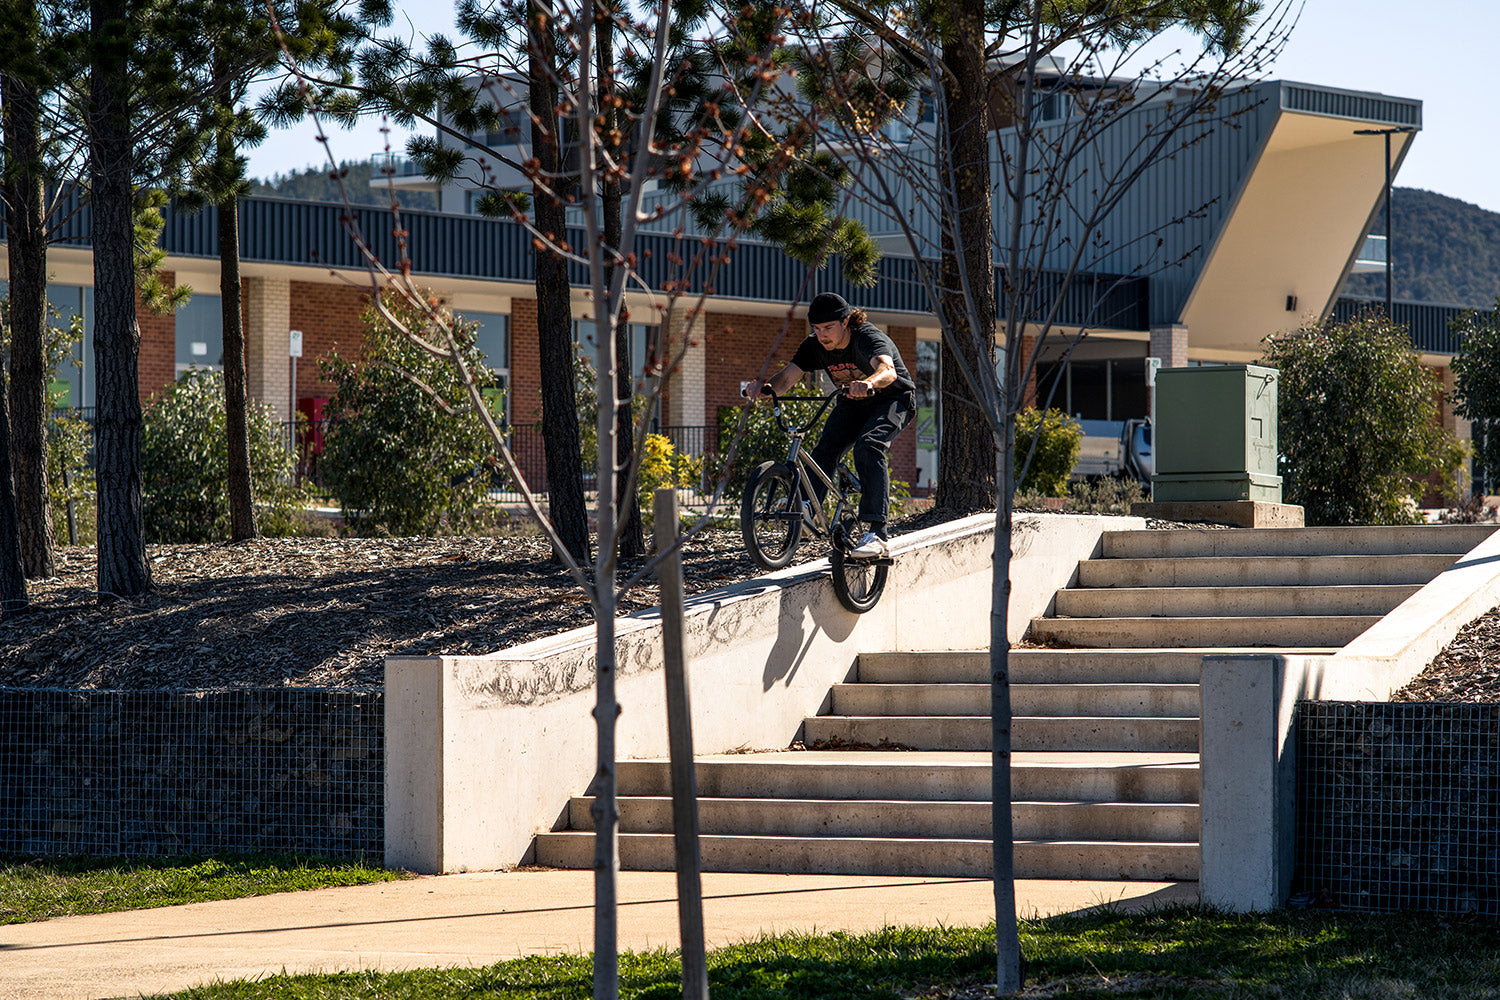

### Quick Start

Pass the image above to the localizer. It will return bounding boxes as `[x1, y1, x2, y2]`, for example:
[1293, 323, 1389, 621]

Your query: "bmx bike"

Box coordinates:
[738, 386, 891, 613]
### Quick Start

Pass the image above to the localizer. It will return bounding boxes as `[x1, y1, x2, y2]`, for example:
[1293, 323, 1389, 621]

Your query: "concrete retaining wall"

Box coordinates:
[1200, 525, 1500, 911]
[384, 512, 1143, 873]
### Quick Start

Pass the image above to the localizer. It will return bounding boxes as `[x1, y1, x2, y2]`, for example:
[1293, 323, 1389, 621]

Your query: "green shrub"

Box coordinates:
[713, 385, 822, 495]
[141, 369, 304, 543]
[320, 294, 500, 537]
[1012, 407, 1082, 496]
[47, 410, 95, 546]
[1263, 311, 1464, 525]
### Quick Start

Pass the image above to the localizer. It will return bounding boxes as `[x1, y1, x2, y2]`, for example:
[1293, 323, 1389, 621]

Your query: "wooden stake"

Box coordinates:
[654, 488, 709, 999]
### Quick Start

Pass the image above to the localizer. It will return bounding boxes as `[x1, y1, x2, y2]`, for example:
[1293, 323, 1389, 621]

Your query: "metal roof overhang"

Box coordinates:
[1175, 82, 1420, 359]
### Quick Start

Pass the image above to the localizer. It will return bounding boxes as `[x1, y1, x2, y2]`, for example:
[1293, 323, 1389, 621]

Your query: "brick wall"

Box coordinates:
[704, 311, 804, 423]
[137, 271, 176, 405]
[290, 282, 369, 402]
[510, 297, 542, 426]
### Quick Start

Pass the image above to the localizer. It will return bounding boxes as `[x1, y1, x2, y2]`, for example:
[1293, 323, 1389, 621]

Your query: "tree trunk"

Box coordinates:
[934, 0, 997, 514]
[530, 1, 589, 564]
[0, 372, 30, 614]
[595, 5, 643, 559]
[991, 428, 1021, 992]
[1, 43, 56, 579]
[218, 129, 259, 541]
[91, 0, 151, 598]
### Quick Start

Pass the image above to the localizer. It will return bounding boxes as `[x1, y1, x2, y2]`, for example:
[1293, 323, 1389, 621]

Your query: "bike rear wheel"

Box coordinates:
[741, 461, 804, 570]
[829, 517, 888, 613]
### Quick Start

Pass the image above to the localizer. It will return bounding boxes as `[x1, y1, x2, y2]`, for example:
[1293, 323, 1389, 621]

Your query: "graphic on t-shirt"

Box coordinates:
[826, 362, 866, 385]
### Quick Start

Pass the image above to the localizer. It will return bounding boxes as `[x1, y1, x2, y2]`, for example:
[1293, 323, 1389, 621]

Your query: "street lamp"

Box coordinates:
[1354, 125, 1417, 317]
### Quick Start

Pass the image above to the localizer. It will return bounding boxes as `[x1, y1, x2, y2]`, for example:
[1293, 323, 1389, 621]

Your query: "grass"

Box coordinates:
[0, 852, 404, 924]
[147, 905, 1500, 999]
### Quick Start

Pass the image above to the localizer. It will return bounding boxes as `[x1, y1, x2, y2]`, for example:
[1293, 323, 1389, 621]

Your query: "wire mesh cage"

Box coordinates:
[0, 687, 383, 860]
[1296, 701, 1500, 915]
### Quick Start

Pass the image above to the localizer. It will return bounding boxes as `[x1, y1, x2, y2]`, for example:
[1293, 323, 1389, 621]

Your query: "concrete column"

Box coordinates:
[1199, 653, 1297, 912]
[664, 307, 706, 427]
[244, 276, 292, 422]
[1150, 323, 1189, 368]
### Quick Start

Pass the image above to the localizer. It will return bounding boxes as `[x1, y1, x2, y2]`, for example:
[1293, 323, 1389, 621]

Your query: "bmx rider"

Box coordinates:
[747, 292, 916, 559]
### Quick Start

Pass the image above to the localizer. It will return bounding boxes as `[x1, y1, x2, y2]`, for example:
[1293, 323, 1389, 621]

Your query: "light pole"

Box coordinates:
[1354, 125, 1417, 317]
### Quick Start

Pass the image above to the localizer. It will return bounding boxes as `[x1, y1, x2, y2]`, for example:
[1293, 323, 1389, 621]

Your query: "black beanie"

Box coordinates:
[807, 292, 852, 324]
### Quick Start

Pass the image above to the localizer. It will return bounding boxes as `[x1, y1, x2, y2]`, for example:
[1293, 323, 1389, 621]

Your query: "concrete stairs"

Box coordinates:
[535, 525, 1487, 880]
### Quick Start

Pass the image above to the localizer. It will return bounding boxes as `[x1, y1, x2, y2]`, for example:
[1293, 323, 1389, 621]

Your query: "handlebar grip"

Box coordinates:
[760, 384, 774, 396]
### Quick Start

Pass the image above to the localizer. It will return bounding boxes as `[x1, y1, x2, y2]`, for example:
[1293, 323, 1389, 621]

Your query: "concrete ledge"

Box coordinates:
[384, 512, 1144, 873]
[1199, 524, 1500, 911]
[1131, 500, 1304, 528]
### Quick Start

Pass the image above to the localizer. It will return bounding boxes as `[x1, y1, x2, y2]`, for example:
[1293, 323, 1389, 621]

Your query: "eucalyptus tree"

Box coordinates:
[756, 0, 1295, 987]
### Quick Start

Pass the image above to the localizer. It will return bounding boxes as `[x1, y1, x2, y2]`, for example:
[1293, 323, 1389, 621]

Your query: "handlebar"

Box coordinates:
[746, 386, 846, 435]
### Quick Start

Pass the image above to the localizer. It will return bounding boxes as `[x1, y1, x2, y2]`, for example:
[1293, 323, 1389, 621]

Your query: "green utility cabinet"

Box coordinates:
[1152, 364, 1282, 503]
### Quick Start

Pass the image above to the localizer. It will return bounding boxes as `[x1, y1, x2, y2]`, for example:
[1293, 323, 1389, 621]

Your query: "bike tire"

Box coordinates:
[741, 461, 804, 571]
[830, 547, 887, 613]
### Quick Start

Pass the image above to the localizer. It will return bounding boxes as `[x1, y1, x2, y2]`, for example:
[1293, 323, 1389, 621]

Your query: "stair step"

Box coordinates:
[570, 796, 1199, 842]
[802, 716, 1199, 753]
[1028, 615, 1382, 648]
[534, 831, 1200, 880]
[1053, 584, 1418, 619]
[1102, 524, 1496, 559]
[617, 753, 1201, 804]
[831, 682, 1200, 718]
[1078, 553, 1459, 589]
[859, 648, 1336, 685]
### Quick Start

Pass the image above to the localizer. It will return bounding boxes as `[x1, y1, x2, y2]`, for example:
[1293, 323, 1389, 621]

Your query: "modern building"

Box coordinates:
[1, 74, 1478, 494]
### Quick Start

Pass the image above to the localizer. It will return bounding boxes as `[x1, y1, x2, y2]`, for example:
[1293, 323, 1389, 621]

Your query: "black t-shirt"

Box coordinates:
[791, 321, 915, 400]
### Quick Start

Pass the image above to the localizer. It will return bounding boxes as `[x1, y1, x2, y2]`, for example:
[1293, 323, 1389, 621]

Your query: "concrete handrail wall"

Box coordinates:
[384, 512, 1144, 873]
[1200, 524, 1500, 911]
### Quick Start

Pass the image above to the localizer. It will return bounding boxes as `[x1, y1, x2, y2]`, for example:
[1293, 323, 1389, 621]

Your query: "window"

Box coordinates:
[175, 294, 224, 374]
[44, 284, 91, 410]
[464, 311, 510, 425]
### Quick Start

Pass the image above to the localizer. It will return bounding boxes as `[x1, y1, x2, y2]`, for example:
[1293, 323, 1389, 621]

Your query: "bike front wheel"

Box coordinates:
[741, 461, 804, 570]
[830, 547, 888, 613]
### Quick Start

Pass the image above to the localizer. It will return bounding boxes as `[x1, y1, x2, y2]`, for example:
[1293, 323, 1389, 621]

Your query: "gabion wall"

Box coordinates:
[1296, 701, 1500, 915]
[0, 688, 383, 859]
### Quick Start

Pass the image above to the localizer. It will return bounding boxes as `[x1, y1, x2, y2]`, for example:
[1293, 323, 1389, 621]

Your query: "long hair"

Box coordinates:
[847, 307, 868, 328]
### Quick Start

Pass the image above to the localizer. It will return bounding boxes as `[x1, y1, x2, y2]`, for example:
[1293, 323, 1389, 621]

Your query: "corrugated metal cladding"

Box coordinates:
[1331, 297, 1490, 356]
[12, 190, 1145, 329]
[1280, 83, 1422, 128]
[993, 81, 1278, 329]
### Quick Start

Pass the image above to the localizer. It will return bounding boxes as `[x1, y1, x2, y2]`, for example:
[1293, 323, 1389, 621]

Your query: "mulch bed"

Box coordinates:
[1394, 606, 1500, 702]
[0, 507, 967, 691]
[1, 506, 1492, 699]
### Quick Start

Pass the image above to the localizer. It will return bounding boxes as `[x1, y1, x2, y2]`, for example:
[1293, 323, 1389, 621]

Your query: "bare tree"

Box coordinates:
[761, 0, 1295, 988]
[268, 2, 813, 995]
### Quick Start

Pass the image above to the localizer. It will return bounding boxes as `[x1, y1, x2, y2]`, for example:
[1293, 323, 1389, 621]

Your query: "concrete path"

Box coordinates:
[0, 870, 1198, 999]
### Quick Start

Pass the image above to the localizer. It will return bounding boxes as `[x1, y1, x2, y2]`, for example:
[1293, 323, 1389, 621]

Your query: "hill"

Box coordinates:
[250, 159, 438, 212]
[1342, 187, 1500, 308]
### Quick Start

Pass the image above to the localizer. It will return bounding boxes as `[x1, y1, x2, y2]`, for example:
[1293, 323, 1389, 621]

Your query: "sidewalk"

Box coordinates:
[0, 870, 1197, 999]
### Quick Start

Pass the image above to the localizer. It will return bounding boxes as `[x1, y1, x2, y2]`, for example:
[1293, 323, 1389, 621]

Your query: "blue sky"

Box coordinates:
[247, 0, 1500, 215]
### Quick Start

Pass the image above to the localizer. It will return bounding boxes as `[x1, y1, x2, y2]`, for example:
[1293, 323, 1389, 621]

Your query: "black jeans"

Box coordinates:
[808, 391, 916, 525]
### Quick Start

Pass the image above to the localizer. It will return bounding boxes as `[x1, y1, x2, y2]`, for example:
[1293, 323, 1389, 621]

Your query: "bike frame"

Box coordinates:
[765, 390, 858, 544]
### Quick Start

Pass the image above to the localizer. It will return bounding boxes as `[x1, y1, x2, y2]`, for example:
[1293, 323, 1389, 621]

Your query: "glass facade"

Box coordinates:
[1035, 356, 1150, 422]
